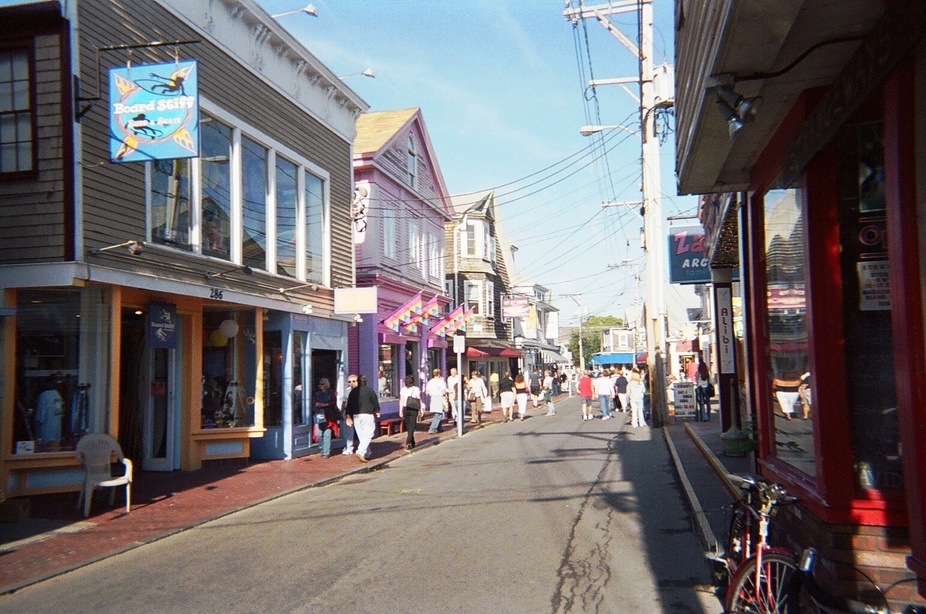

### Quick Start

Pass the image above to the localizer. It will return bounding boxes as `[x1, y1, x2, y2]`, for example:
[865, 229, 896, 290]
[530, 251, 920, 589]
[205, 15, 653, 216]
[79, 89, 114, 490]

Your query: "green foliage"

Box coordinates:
[566, 315, 624, 369]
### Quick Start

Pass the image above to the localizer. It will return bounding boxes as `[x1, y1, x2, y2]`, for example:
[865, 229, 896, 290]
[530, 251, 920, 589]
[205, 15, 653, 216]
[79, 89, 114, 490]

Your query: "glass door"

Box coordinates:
[143, 346, 176, 471]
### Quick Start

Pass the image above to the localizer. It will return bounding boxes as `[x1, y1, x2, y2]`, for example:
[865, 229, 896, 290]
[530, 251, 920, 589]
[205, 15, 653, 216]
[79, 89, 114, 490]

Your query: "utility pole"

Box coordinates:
[565, 0, 671, 426]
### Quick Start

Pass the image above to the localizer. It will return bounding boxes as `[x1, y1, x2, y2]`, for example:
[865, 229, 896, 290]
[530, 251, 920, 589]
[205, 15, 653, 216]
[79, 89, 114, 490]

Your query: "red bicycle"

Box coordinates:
[710, 474, 801, 613]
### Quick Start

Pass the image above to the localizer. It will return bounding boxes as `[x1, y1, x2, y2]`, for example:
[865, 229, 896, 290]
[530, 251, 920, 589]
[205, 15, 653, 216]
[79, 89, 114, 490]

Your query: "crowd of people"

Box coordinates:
[309, 365, 664, 463]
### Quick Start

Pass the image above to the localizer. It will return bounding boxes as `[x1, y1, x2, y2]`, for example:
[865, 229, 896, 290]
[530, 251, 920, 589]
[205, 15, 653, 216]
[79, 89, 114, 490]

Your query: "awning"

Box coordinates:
[635, 352, 648, 363]
[590, 352, 634, 365]
[540, 349, 570, 363]
[467, 345, 521, 358]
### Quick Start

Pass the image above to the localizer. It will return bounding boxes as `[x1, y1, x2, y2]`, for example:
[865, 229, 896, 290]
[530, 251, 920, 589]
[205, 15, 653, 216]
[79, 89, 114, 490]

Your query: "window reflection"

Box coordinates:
[276, 157, 297, 278]
[378, 344, 396, 400]
[764, 188, 815, 475]
[201, 116, 232, 260]
[242, 137, 267, 271]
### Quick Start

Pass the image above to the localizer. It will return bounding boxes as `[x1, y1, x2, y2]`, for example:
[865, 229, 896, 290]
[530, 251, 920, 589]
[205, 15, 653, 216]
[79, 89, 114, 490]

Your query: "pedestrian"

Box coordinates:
[499, 371, 516, 422]
[340, 381, 356, 456]
[798, 372, 812, 420]
[593, 369, 614, 420]
[446, 367, 461, 424]
[578, 370, 594, 420]
[425, 368, 448, 433]
[399, 374, 421, 450]
[543, 370, 556, 416]
[529, 369, 542, 407]
[467, 370, 488, 424]
[489, 370, 499, 401]
[313, 378, 339, 458]
[628, 369, 646, 427]
[615, 369, 629, 413]
[514, 373, 530, 421]
[344, 374, 380, 462]
[695, 360, 713, 421]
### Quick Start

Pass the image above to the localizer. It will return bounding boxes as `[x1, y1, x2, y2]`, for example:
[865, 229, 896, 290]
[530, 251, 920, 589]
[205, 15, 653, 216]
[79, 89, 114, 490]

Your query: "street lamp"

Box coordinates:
[579, 124, 641, 138]
[271, 4, 318, 18]
[339, 68, 376, 80]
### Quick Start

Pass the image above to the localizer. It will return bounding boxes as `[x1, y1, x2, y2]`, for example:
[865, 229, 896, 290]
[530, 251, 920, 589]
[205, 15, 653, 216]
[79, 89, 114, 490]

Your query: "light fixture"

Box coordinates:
[271, 4, 317, 18]
[89, 240, 143, 256]
[339, 68, 376, 80]
[279, 282, 318, 295]
[353, 314, 363, 323]
[205, 265, 253, 280]
[578, 124, 641, 139]
[714, 85, 760, 140]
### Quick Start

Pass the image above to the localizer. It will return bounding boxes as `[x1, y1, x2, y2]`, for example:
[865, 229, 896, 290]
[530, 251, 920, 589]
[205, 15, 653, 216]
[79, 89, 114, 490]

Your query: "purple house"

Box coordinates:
[350, 109, 452, 416]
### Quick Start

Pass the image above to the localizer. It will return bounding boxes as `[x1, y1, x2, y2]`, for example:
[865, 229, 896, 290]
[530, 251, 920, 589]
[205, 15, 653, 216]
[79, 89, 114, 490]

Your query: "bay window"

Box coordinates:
[147, 106, 329, 285]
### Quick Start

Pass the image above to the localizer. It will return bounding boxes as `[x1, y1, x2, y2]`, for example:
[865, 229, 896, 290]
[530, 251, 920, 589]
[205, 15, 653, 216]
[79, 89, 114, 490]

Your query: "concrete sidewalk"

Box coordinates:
[0, 396, 751, 596]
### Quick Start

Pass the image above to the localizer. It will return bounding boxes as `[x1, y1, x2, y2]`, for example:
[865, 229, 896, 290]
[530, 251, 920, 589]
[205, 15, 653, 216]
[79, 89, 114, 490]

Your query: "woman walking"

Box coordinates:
[514, 373, 530, 421]
[628, 370, 647, 428]
[399, 375, 421, 450]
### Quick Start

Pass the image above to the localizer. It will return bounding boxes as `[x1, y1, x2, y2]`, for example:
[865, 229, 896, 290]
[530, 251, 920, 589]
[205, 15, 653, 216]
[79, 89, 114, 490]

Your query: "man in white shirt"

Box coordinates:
[593, 370, 615, 420]
[425, 368, 448, 433]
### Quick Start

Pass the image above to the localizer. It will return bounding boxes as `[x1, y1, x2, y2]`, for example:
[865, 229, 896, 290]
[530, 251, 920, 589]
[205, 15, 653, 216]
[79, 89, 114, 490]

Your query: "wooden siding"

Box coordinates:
[76, 0, 354, 289]
[0, 29, 67, 264]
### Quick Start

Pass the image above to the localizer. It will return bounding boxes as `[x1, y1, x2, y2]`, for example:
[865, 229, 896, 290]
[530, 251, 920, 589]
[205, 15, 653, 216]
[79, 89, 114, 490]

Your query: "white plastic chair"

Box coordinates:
[75, 433, 133, 518]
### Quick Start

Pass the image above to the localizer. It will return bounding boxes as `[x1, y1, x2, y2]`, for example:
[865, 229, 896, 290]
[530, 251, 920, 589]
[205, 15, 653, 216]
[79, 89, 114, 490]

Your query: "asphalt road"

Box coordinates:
[1, 397, 720, 614]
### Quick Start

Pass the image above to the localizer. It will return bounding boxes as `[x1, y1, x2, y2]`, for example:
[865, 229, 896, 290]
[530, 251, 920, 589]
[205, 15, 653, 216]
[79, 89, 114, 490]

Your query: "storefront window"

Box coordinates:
[13, 288, 110, 453]
[763, 188, 815, 476]
[201, 309, 256, 428]
[836, 120, 901, 490]
[378, 344, 397, 400]
[292, 332, 307, 426]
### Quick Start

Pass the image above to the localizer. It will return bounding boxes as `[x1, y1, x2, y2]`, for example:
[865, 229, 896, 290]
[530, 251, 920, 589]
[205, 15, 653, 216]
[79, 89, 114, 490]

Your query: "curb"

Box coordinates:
[664, 426, 718, 553]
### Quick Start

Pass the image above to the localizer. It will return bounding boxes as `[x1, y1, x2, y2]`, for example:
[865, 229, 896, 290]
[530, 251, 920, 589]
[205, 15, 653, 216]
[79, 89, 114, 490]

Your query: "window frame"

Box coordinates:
[464, 279, 482, 315]
[0, 41, 37, 180]
[146, 100, 331, 286]
[406, 135, 417, 189]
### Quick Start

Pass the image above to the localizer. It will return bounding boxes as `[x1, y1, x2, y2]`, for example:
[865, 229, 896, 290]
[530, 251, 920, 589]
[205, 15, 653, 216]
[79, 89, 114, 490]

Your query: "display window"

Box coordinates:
[761, 188, 816, 476]
[378, 344, 397, 400]
[201, 309, 257, 428]
[13, 287, 110, 453]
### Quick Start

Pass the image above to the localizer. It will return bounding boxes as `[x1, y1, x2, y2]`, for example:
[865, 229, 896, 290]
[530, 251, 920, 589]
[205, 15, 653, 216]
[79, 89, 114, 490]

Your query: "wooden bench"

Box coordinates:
[377, 417, 404, 437]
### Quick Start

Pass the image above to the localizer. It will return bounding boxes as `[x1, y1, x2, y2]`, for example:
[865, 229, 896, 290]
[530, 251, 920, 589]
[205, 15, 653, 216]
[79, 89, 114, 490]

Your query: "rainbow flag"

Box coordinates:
[383, 292, 422, 332]
[408, 296, 441, 327]
[431, 304, 465, 337]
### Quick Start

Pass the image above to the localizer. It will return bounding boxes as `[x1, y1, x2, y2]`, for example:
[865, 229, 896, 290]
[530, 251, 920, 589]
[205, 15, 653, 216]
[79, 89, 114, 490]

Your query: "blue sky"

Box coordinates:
[256, 0, 701, 329]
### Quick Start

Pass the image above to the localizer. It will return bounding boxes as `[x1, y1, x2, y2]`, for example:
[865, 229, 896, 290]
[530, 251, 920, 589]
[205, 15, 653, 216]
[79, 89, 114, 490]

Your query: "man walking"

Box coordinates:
[344, 374, 380, 462]
[425, 368, 448, 433]
[578, 370, 594, 421]
[593, 369, 614, 420]
[446, 367, 461, 424]
[615, 369, 628, 413]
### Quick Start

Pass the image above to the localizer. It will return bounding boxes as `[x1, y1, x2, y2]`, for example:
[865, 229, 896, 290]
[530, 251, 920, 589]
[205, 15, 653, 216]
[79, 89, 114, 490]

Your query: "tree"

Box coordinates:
[566, 315, 623, 370]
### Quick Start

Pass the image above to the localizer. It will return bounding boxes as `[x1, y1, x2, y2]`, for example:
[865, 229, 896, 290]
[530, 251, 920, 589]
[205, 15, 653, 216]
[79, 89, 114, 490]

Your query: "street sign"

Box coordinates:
[453, 334, 465, 354]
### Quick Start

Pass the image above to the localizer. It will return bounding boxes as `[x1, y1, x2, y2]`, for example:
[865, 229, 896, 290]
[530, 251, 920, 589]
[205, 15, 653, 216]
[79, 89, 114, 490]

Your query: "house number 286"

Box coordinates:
[209, 288, 224, 300]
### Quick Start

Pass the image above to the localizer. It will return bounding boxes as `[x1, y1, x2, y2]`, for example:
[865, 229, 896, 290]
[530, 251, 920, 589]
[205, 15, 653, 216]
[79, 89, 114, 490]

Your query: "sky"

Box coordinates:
[252, 0, 701, 333]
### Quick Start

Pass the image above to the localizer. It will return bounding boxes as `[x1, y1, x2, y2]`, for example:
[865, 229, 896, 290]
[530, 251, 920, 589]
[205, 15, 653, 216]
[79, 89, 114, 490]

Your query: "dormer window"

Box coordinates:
[406, 135, 417, 189]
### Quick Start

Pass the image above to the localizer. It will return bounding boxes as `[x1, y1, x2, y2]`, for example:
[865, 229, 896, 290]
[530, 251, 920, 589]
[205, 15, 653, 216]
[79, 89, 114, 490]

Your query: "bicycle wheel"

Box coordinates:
[715, 501, 757, 588]
[725, 552, 800, 613]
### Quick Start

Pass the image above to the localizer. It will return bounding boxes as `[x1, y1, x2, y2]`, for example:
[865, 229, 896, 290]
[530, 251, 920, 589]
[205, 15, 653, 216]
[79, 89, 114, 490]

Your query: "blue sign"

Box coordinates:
[667, 225, 739, 284]
[148, 302, 177, 349]
[109, 60, 199, 163]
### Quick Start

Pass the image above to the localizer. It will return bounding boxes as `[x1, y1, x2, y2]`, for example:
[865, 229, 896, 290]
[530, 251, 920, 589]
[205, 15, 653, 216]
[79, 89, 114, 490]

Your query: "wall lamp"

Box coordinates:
[89, 240, 143, 256]
[205, 265, 253, 280]
[714, 85, 761, 141]
[279, 282, 319, 295]
[272, 4, 317, 18]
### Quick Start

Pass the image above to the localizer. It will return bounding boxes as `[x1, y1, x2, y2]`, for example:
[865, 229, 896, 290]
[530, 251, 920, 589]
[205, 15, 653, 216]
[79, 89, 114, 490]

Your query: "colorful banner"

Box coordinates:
[148, 301, 177, 349]
[408, 296, 441, 327]
[383, 292, 422, 332]
[109, 60, 199, 163]
[430, 304, 465, 337]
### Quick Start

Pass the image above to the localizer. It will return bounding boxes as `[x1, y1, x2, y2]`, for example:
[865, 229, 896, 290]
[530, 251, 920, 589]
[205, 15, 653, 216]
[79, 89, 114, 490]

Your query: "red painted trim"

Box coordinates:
[750, 89, 825, 193]
[883, 62, 926, 577]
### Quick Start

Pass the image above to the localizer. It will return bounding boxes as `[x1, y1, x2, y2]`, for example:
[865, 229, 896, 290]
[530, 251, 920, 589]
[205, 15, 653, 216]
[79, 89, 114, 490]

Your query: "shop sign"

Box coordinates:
[109, 60, 199, 163]
[668, 226, 709, 284]
[502, 295, 530, 319]
[148, 301, 177, 349]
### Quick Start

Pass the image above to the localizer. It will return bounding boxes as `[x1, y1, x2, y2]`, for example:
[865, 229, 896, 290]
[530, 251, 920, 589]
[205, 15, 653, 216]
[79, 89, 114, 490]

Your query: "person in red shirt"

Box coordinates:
[578, 371, 594, 421]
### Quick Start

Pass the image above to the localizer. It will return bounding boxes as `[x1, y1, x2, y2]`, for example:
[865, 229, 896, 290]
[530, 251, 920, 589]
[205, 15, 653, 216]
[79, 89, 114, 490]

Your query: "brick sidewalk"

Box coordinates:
[0, 410, 506, 594]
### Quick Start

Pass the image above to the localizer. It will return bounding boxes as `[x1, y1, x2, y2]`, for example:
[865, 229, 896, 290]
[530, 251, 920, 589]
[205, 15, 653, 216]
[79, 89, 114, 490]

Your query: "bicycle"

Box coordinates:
[797, 547, 926, 614]
[709, 474, 801, 613]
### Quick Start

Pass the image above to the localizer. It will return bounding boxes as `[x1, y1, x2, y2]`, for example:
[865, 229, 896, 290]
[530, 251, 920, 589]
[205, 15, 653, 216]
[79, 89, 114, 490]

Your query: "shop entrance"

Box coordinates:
[143, 346, 176, 471]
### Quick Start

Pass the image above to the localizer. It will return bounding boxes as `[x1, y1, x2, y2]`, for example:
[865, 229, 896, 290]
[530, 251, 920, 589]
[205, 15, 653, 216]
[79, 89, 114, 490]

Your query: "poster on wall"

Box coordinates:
[148, 301, 177, 349]
[109, 60, 199, 163]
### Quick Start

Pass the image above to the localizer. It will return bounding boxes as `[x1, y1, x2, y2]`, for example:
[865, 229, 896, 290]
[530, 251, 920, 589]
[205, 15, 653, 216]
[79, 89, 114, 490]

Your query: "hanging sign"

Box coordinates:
[109, 60, 199, 163]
